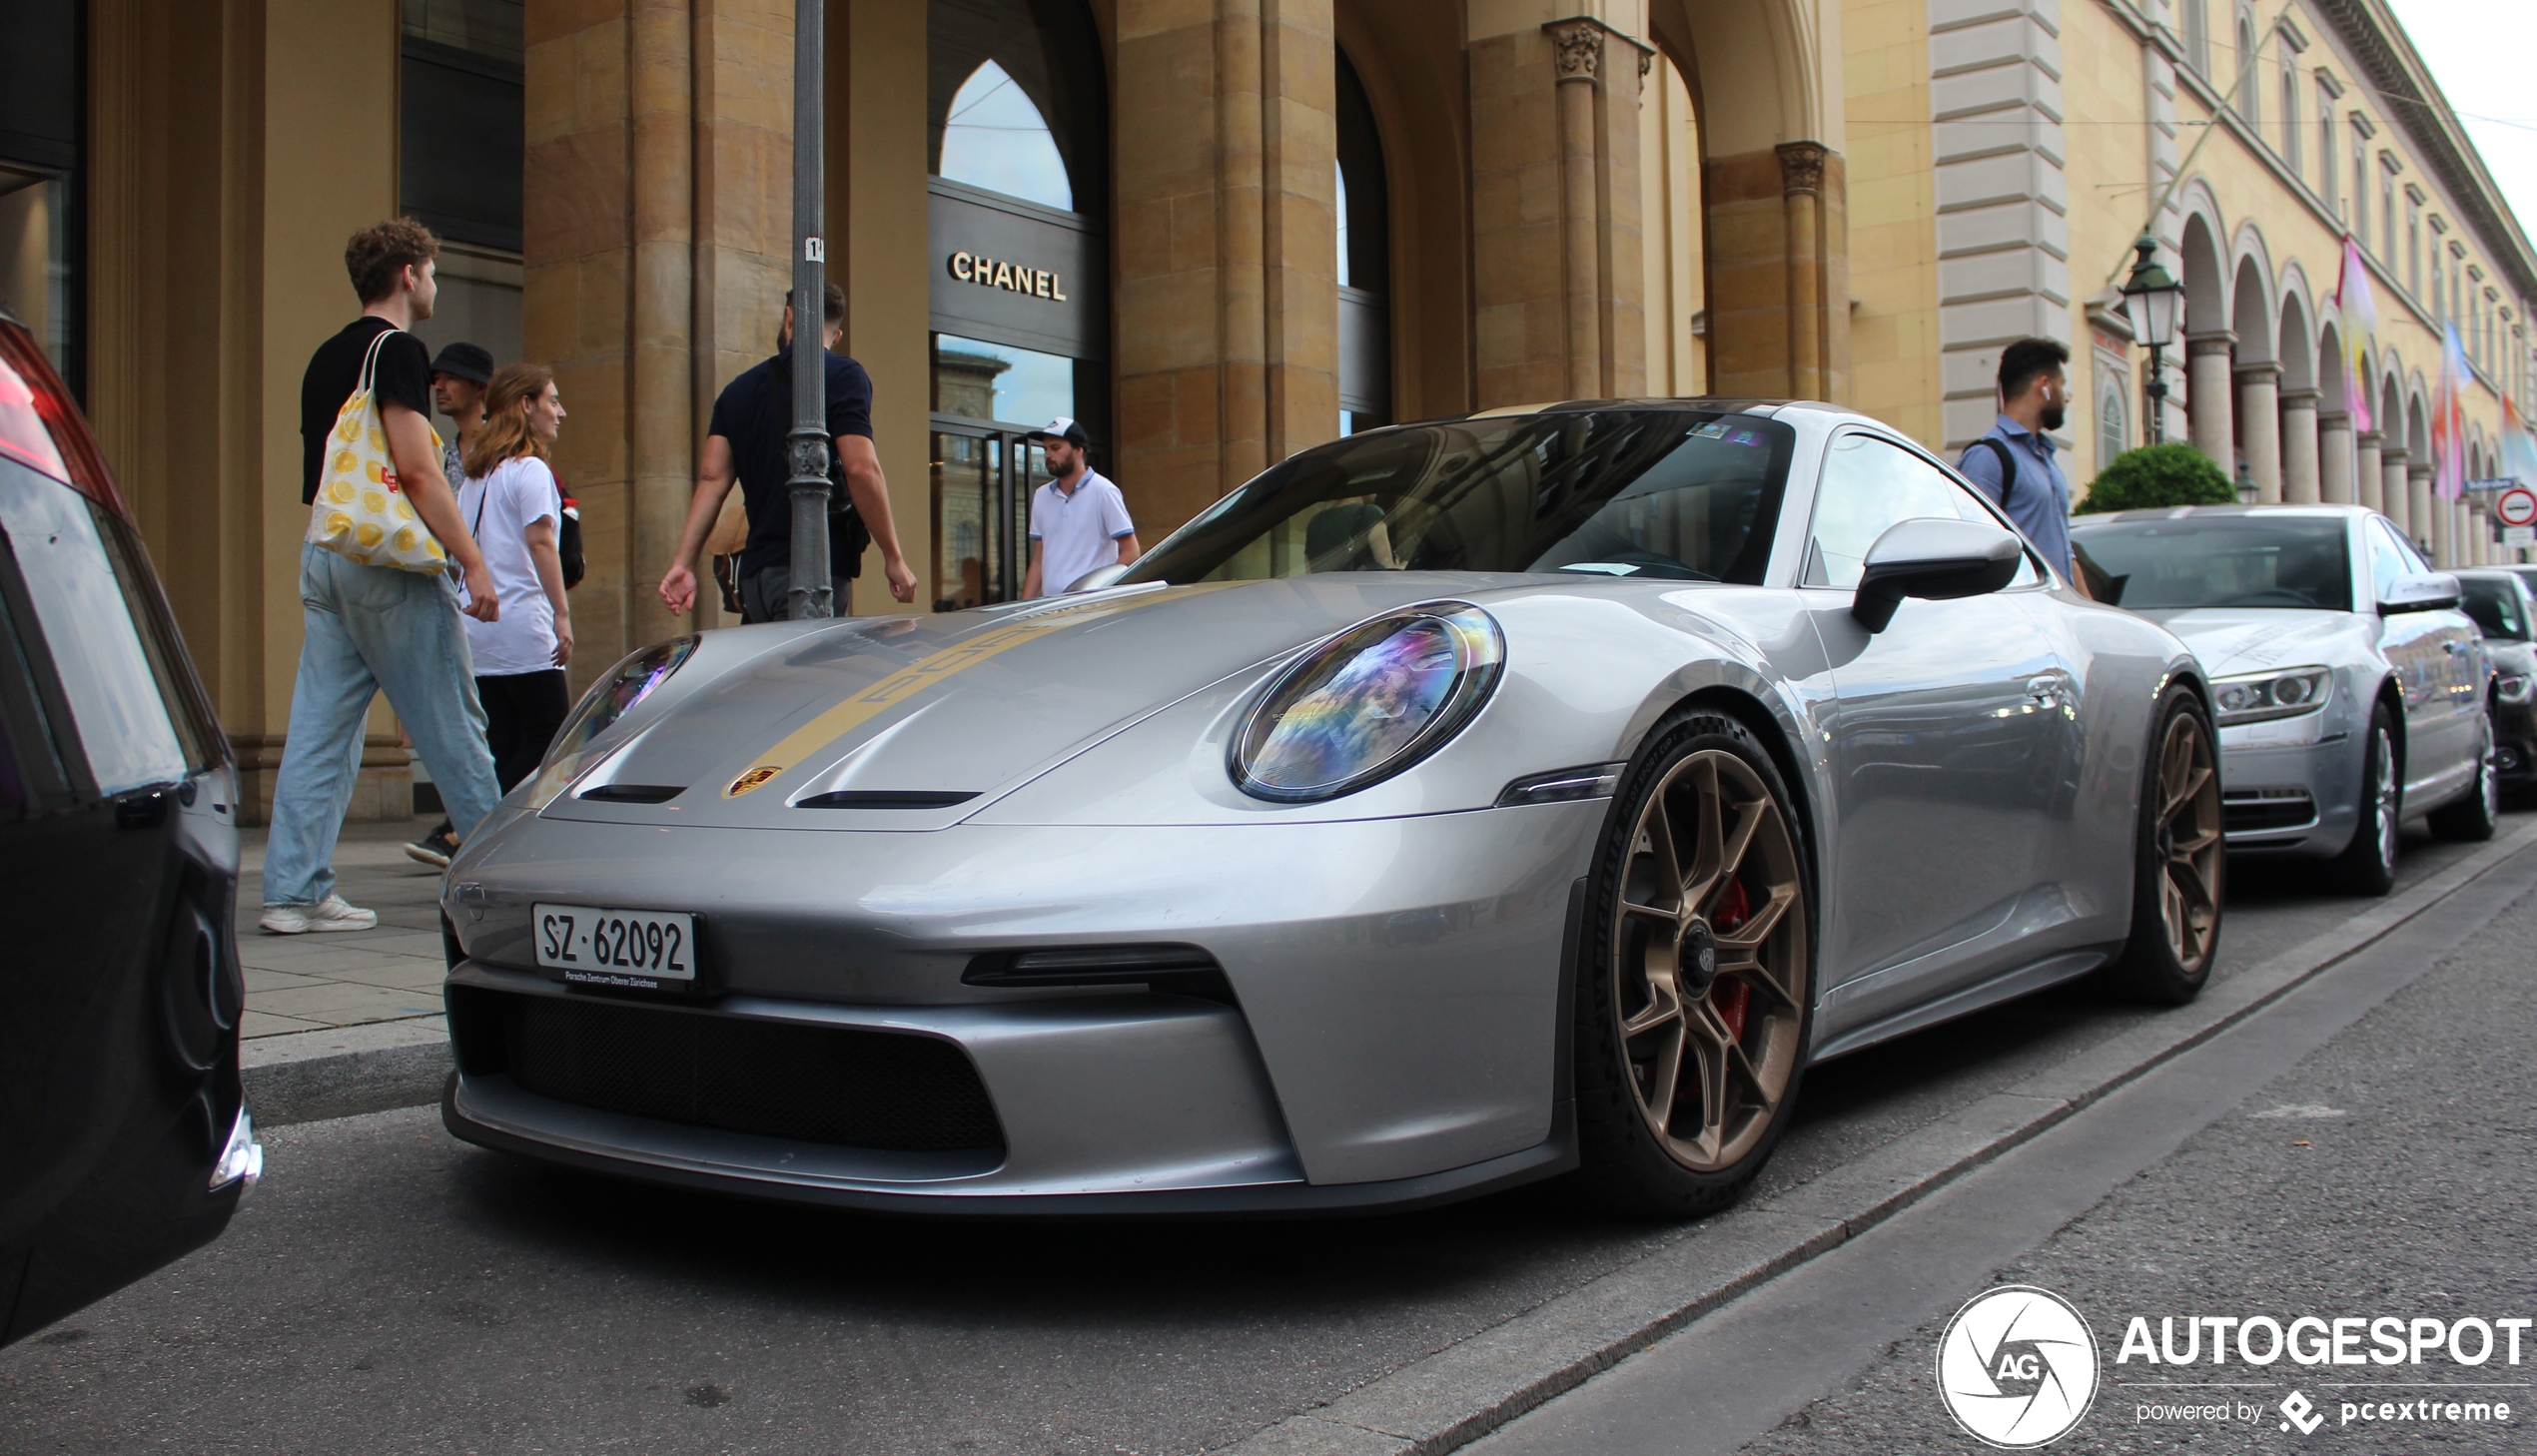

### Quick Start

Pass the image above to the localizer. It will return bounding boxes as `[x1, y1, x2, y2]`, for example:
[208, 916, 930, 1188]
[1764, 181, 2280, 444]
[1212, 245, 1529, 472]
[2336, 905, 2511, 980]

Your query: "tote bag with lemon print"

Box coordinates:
[307, 329, 450, 572]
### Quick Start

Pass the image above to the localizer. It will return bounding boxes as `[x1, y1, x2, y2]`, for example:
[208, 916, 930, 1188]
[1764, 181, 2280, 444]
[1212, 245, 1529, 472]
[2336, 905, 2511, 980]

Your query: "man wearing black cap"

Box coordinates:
[1022, 416, 1139, 598]
[428, 342, 494, 487]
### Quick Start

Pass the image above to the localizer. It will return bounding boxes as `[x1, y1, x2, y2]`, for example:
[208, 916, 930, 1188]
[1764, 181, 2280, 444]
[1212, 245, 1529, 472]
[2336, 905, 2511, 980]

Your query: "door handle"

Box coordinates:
[2444, 640, 2469, 655]
[2026, 674, 2060, 708]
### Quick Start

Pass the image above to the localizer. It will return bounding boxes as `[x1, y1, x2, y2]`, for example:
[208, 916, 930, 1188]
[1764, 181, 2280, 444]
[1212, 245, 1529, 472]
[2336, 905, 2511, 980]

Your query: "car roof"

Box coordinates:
[2073, 503, 2370, 524]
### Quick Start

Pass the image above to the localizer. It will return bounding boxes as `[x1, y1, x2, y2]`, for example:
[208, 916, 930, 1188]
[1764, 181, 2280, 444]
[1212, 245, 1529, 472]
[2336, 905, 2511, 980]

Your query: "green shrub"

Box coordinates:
[2076, 442, 2237, 513]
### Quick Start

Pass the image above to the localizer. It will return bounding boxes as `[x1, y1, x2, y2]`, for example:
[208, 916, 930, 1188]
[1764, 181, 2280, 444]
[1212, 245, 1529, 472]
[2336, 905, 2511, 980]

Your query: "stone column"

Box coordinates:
[2472, 499, 2493, 564]
[2278, 388, 2321, 503]
[2318, 411, 2354, 504]
[2408, 465, 2435, 555]
[2186, 332, 2236, 469]
[1116, 0, 1339, 533]
[2355, 431, 2383, 512]
[2432, 489, 2456, 567]
[1550, 21, 1603, 400]
[1468, 14, 1645, 408]
[1780, 142, 1828, 399]
[2236, 364, 2282, 503]
[2379, 447, 2408, 533]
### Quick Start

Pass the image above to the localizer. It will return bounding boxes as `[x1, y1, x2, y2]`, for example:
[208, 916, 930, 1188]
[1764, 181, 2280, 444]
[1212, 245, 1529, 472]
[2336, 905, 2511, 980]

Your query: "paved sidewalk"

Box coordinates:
[238, 814, 453, 1042]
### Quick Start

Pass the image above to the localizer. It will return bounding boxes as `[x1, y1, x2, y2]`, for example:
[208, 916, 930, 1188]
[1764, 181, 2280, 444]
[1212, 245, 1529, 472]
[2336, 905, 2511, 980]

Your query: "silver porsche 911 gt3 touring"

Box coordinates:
[440, 399, 2219, 1217]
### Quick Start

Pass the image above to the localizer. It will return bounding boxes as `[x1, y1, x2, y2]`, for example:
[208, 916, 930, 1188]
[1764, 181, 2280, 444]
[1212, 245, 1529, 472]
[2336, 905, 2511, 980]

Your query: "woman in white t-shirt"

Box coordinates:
[454, 364, 574, 791]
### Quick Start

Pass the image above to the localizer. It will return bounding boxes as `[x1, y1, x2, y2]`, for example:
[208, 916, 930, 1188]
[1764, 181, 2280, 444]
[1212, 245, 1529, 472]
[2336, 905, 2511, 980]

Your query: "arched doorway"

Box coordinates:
[925, 0, 1108, 609]
[1335, 46, 1390, 435]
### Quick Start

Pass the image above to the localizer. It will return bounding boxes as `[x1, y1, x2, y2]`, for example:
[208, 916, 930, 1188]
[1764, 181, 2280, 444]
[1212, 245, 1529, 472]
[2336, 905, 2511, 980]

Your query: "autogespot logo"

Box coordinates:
[1937, 1285, 2102, 1447]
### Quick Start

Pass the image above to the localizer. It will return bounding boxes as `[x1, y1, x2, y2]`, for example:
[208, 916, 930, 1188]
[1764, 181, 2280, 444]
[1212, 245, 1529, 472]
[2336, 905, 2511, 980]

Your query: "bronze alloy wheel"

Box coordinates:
[1611, 748, 1810, 1173]
[2151, 709, 2223, 972]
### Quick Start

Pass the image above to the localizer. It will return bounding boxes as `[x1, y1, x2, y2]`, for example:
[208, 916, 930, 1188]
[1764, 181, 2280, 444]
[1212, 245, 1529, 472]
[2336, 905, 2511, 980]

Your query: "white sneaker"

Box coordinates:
[260, 895, 380, 934]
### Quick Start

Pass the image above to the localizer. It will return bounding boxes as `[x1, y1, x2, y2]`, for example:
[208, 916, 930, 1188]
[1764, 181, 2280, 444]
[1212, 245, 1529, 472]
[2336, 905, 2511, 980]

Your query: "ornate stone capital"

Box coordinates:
[2234, 362, 2282, 385]
[1545, 20, 1603, 81]
[2357, 430, 2384, 447]
[2185, 330, 2237, 357]
[1777, 141, 1829, 197]
[2280, 388, 2322, 408]
[2381, 446, 2410, 464]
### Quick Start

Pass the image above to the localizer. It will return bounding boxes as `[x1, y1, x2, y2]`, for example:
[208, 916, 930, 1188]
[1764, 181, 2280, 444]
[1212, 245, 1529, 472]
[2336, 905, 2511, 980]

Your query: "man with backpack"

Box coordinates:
[656, 284, 918, 620]
[1958, 337, 2092, 596]
[263, 219, 503, 932]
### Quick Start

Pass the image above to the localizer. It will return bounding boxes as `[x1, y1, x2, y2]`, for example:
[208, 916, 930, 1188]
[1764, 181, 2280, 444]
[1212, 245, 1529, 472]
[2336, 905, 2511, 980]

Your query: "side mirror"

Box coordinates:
[1064, 563, 1133, 593]
[1852, 517, 2024, 633]
[2378, 571, 2462, 615]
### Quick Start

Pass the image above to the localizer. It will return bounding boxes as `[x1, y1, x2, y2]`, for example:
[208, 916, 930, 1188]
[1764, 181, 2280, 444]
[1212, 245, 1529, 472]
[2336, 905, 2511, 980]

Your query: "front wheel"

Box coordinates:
[2328, 706, 2402, 896]
[2426, 711, 2500, 843]
[2101, 685, 2223, 1004]
[1572, 711, 1813, 1217]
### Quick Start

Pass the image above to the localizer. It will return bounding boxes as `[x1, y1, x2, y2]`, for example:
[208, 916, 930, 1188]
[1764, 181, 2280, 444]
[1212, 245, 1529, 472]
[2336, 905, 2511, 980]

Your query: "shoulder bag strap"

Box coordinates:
[1970, 436, 2020, 512]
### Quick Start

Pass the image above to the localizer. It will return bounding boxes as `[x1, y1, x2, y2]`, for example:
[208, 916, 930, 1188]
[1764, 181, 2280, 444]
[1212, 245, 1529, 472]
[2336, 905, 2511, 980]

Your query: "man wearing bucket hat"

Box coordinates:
[1021, 416, 1139, 598]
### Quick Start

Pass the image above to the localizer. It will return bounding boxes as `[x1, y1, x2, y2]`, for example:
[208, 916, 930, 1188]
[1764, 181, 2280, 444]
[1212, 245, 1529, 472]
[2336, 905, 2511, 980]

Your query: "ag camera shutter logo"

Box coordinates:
[1937, 1285, 2102, 1447]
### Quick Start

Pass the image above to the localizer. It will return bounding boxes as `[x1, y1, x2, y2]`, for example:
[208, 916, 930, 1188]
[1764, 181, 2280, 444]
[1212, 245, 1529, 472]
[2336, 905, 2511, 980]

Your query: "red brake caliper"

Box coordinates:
[1710, 876, 1752, 1041]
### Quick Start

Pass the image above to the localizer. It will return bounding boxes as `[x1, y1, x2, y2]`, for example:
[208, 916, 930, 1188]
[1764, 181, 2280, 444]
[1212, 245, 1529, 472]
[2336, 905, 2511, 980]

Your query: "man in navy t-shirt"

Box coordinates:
[658, 284, 917, 620]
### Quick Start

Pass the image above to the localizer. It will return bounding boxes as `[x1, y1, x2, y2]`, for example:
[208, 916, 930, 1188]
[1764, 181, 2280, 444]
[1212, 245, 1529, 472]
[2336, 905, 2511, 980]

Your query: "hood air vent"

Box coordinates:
[577, 783, 685, 804]
[796, 790, 981, 809]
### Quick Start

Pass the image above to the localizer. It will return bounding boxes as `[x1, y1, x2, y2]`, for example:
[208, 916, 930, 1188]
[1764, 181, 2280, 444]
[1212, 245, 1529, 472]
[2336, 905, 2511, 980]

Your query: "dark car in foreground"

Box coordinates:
[0, 305, 259, 1345]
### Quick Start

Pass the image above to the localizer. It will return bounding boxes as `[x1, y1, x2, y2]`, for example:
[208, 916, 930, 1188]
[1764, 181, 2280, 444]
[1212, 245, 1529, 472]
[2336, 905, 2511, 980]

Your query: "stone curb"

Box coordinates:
[241, 1018, 451, 1126]
[1220, 819, 2537, 1456]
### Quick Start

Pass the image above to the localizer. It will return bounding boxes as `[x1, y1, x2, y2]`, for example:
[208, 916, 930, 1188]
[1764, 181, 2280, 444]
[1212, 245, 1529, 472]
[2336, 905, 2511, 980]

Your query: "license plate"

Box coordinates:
[534, 903, 697, 986]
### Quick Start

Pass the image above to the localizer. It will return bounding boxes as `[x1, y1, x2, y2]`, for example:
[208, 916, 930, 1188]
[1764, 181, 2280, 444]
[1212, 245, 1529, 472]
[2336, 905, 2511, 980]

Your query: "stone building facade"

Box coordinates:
[8, 0, 2528, 820]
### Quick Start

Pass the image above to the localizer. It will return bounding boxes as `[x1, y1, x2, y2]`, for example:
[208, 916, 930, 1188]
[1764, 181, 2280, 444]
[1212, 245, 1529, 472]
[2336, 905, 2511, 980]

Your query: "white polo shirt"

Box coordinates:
[1029, 468, 1135, 594]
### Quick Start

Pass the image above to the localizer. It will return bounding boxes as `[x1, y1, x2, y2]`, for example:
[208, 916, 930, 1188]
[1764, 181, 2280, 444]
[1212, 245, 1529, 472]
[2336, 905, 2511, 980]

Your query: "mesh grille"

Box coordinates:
[502, 995, 1004, 1152]
[2222, 790, 2316, 833]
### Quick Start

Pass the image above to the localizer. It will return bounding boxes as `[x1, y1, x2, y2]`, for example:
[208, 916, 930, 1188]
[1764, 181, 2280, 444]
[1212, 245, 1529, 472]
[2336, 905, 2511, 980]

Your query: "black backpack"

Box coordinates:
[558, 494, 585, 589]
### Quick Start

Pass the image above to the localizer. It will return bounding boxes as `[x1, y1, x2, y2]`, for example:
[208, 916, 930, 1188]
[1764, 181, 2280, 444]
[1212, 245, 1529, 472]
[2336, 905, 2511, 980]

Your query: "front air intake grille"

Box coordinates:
[497, 995, 1003, 1153]
[2223, 788, 2317, 834]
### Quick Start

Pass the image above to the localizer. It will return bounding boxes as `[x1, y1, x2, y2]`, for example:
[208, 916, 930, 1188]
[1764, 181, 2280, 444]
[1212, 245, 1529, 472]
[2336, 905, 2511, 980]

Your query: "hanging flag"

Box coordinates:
[2503, 393, 2537, 486]
[2432, 321, 2469, 500]
[2336, 237, 2376, 435]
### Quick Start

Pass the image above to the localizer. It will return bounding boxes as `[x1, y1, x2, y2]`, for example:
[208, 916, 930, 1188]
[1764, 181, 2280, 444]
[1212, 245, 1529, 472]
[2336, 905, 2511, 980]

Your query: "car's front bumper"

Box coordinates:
[2217, 709, 2362, 857]
[440, 802, 1603, 1210]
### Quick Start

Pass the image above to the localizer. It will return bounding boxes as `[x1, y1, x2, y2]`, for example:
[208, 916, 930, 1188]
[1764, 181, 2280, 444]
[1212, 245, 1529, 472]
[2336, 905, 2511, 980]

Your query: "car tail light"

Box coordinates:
[0, 319, 127, 519]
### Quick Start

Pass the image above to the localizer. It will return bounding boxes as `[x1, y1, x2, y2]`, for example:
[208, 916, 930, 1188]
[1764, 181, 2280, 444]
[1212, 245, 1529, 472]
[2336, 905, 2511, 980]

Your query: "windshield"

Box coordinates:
[1119, 410, 1796, 585]
[2069, 516, 2353, 611]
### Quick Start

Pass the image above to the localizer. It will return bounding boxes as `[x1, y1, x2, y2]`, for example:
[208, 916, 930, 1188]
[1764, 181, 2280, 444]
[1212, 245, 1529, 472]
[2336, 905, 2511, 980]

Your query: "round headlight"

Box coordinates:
[1232, 603, 1504, 803]
[524, 636, 700, 807]
[2215, 681, 2261, 714]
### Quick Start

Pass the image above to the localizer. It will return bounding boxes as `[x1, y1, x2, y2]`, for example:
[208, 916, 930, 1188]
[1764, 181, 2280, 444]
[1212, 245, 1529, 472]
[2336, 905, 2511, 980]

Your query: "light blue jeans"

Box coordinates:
[262, 544, 503, 907]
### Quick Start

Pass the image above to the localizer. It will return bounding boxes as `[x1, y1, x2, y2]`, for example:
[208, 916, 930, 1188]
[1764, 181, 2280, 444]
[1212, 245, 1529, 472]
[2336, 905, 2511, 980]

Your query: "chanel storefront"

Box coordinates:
[925, 0, 1108, 609]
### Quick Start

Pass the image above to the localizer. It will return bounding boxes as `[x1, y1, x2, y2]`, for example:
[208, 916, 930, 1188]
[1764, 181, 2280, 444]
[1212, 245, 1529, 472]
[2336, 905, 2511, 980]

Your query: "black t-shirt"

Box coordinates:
[300, 318, 433, 504]
[707, 350, 875, 579]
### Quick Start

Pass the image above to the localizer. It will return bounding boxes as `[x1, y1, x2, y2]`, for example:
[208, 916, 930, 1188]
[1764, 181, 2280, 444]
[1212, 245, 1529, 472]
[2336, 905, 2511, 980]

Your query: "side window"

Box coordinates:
[2363, 518, 2410, 599]
[0, 460, 193, 798]
[1805, 432, 2039, 589]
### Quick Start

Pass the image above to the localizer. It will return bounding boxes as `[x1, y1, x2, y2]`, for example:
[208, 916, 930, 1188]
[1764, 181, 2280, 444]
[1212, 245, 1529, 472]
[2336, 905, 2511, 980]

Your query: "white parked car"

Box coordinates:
[2071, 503, 2497, 894]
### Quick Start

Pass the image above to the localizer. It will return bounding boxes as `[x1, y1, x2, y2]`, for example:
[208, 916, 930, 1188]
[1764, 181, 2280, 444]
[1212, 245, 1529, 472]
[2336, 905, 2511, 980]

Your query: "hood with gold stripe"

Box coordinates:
[540, 574, 1509, 832]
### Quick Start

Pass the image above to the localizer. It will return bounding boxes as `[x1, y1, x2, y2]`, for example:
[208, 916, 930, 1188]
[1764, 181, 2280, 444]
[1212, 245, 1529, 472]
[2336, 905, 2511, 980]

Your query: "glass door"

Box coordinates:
[929, 420, 1044, 610]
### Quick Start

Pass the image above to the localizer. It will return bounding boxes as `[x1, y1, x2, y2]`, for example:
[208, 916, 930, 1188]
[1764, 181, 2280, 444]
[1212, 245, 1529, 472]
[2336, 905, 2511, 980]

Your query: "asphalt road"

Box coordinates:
[0, 819, 2524, 1456]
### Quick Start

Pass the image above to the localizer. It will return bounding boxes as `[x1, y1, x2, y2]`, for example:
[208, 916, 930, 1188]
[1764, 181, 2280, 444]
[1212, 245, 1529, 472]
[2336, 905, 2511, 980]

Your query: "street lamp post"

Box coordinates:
[2119, 233, 2183, 448]
[784, 0, 834, 620]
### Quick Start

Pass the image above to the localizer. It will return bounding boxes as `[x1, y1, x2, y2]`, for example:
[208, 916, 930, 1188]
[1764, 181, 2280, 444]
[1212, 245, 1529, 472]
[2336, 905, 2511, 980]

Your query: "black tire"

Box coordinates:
[2426, 710, 2500, 843]
[1572, 710, 1814, 1218]
[2101, 684, 2223, 1005]
[2328, 704, 2402, 896]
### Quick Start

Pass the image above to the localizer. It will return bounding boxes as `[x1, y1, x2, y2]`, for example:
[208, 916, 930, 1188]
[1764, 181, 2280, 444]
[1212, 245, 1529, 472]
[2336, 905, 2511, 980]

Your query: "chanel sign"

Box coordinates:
[950, 252, 1069, 302]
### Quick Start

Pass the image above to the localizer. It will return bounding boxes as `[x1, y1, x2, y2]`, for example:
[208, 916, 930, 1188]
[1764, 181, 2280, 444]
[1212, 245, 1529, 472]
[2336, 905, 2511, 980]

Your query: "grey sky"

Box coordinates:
[2382, 0, 2537, 248]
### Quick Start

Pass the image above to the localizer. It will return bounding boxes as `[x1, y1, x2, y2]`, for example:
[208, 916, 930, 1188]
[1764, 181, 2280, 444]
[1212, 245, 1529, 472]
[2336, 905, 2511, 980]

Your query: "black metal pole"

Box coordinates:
[2143, 343, 2167, 446]
[785, 0, 834, 620]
